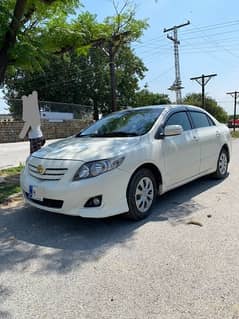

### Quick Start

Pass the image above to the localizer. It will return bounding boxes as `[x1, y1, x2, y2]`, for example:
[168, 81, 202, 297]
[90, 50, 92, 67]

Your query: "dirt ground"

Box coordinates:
[0, 139, 239, 319]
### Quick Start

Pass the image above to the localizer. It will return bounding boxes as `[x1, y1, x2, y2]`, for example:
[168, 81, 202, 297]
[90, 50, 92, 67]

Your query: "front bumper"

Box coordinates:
[20, 158, 130, 218]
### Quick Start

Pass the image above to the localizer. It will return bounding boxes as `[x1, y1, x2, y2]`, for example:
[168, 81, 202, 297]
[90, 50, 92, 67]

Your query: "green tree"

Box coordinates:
[94, 1, 148, 111]
[4, 45, 147, 119]
[114, 46, 147, 108]
[133, 89, 170, 107]
[0, 1, 105, 84]
[1, 1, 148, 115]
[183, 93, 228, 123]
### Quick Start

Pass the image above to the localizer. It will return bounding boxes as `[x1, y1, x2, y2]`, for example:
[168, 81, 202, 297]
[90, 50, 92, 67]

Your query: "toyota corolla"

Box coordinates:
[20, 105, 231, 220]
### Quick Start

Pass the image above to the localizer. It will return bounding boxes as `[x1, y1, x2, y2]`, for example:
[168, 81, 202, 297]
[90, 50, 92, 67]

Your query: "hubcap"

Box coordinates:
[135, 177, 154, 213]
[219, 152, 228, 175]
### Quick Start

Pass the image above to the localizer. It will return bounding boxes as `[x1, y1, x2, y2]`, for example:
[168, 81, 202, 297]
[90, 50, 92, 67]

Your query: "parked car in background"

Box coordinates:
[228, 119, 239, 128]
[20, 105, 231, 220]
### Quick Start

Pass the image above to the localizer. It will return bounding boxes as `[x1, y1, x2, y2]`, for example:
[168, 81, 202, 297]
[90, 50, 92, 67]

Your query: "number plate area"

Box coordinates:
[29, 185, 43, 201]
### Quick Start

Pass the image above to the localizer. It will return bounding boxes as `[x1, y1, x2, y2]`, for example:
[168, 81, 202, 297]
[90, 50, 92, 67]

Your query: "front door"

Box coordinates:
[161, 111, 201, 187]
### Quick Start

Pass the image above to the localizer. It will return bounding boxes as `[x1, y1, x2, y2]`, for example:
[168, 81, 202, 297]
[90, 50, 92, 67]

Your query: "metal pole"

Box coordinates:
[233, 92, 237, 132]
[202, 75, 205, 108]
[226, 91, 239, 132]
[173, 28, 180, 103]
[190, 73, 217, 109]
[164, 21, 190, 104]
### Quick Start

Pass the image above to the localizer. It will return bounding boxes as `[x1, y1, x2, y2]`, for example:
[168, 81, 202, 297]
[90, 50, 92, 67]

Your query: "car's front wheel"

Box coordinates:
[213, 148, 229, 179]
[126, 169, 157, 220]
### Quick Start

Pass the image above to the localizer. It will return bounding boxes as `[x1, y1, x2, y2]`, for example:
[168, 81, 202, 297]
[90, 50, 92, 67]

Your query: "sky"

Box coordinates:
[1, 0, 239, 114]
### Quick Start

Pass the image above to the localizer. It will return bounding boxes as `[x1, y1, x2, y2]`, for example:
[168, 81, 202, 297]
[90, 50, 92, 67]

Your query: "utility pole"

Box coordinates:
[226, 91, 239, 132]
[190, 73, 217, 108]
[164, 21, 190, 104]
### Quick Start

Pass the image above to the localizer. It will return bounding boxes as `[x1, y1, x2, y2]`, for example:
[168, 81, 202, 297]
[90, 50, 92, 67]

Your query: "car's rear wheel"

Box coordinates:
[213, 148, 228, 179]
[126, 169, 157, 220]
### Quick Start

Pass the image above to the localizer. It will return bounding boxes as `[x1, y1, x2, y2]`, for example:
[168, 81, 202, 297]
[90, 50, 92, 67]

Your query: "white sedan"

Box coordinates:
[20, 105, 231, 220]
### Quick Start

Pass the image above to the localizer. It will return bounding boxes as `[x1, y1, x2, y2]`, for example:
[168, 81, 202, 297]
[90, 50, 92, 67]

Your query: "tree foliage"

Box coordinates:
[1, 0, 148, 116]
[132, 89, 170, 107]
[183, 93, 228, 123]
[92, 2, 148, 111]
[4, 45, 147, 118]
[0, 0, 84, 83]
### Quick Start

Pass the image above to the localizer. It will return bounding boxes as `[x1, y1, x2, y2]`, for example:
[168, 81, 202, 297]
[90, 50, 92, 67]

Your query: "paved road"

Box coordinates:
[0, 140, 239, 319]
[0, 140, 59, 169]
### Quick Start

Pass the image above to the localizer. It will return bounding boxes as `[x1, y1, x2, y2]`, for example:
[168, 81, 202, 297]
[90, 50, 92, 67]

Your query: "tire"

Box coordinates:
[126, 168, 157, 220]
[213, 148, 228, 179]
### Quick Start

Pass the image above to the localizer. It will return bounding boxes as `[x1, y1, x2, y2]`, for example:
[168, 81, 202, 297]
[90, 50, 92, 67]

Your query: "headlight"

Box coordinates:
[73, 156, 125, 181]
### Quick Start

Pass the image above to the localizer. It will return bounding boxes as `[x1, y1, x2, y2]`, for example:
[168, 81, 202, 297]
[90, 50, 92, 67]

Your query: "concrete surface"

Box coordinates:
[0, 139, 239, 319]
[0, 140, 59, 169]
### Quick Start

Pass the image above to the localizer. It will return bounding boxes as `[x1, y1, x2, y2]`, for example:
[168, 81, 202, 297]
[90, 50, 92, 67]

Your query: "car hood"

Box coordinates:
[32, 136, 141, 161]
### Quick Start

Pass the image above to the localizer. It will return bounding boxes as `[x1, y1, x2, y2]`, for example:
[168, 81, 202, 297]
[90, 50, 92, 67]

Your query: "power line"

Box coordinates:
[181, 20, 239, 34]
[187, 23, 239, 60]
[180, 36, 239, 69]
[180, 28, 239, 42]
[134, 34, 239, 58]
[144, 66, 174, 85]
[134, 33, 239, 56]
[134, 22, 239, 57]
[132, 19, 239, 49]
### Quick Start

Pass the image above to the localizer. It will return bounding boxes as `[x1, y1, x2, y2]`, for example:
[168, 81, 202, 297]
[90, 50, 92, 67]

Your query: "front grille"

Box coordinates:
[28, 163, 68, 181]
[25, 192, 63, 209]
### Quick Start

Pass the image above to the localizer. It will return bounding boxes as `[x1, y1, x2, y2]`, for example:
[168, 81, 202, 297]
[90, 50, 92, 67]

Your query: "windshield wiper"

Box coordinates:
[76, 133, 100, 138]
[94, 132, 139, 137]
[76, 132, 139, 138]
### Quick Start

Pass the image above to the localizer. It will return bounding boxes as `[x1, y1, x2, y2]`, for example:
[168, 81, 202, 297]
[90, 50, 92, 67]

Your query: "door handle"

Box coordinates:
[216, 131, 220, 137]
[193, 136, 199, 141]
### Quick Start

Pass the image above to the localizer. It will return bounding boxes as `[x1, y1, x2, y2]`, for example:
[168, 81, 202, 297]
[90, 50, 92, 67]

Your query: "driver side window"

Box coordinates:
[165, 111, 192, 131]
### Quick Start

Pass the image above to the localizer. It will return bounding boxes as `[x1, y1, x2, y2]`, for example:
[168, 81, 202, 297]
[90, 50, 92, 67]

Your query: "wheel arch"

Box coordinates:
[127, 163, 163, 196]
[221, 144, 230, 163]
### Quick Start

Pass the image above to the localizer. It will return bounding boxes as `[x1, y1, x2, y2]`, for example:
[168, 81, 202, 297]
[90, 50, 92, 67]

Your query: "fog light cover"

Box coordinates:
[84, 195, 102, 208]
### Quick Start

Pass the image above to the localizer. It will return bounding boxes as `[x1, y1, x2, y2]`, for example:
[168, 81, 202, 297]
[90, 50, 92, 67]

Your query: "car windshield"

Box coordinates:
[76, 108, 164, 138]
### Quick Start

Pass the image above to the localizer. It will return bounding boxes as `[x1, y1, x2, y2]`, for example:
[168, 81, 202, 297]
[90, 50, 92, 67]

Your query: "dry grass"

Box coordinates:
[231, 131, 239, 138]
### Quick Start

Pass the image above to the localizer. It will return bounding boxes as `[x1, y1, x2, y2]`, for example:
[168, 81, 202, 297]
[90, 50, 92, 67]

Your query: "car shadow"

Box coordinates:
[150, 175, 227, 223]
[0, 175, 226, 275]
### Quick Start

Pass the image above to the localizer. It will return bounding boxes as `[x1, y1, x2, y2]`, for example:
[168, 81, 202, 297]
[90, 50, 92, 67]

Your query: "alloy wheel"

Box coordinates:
[135, 177, 154, 213]
[218, 152, 228, 175]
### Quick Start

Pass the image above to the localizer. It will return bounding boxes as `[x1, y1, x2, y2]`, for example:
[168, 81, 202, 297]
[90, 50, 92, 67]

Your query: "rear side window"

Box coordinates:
[190, 111, 211, 128]
[165, 111, 191, 131]
[207, 116, 215, 126]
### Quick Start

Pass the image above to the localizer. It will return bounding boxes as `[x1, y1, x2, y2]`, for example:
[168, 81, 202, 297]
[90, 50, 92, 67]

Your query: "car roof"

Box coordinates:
[129, 104, 203, 112]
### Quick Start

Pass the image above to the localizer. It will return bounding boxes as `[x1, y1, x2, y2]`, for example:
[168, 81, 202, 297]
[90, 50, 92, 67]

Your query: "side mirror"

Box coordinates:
[164, 125, 183, 136]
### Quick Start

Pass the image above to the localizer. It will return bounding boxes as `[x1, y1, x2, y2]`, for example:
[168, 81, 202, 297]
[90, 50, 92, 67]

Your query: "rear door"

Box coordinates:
[189, 111, 220, 173]
[161, 111, 201, 187]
